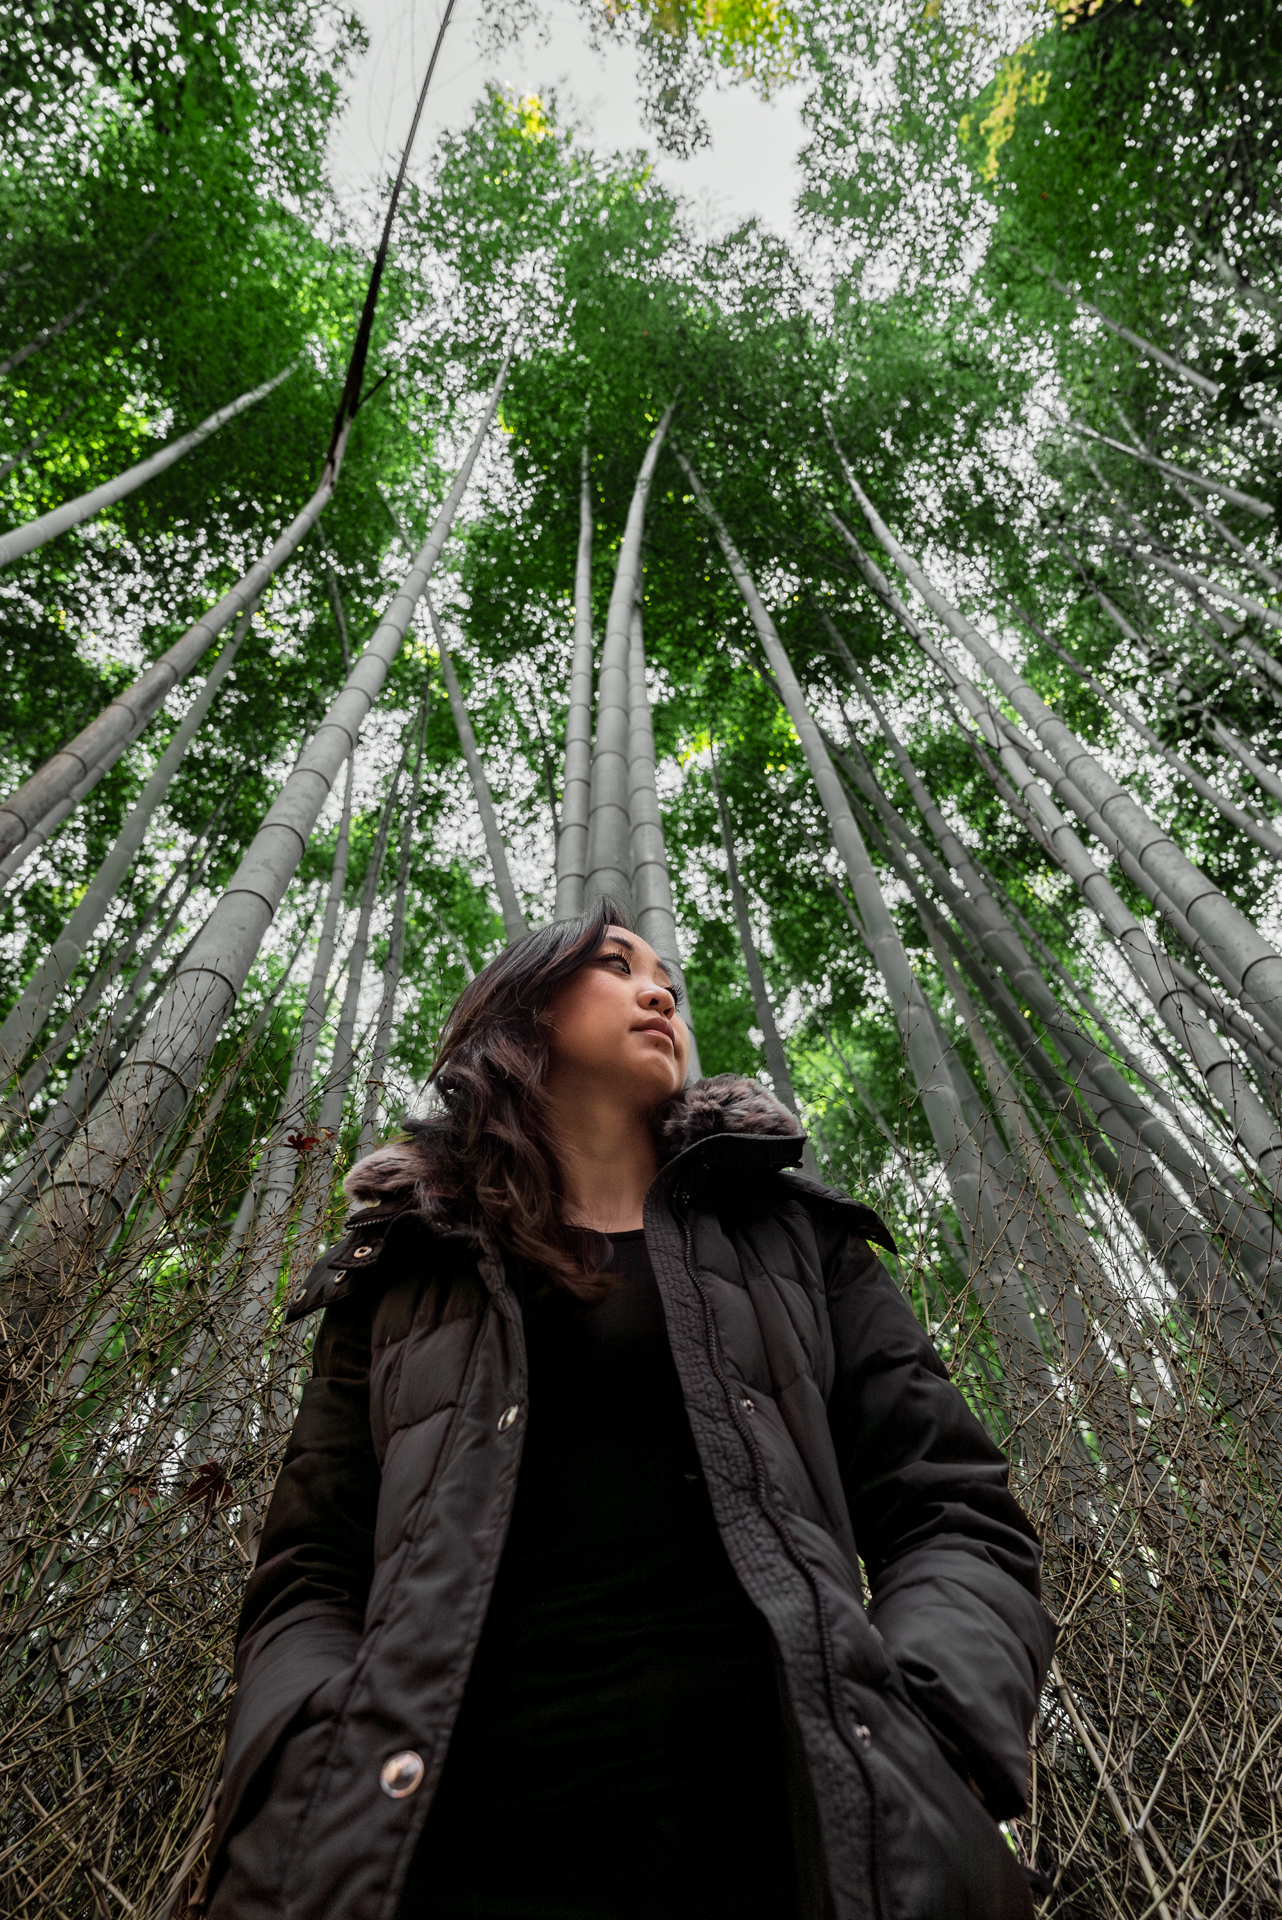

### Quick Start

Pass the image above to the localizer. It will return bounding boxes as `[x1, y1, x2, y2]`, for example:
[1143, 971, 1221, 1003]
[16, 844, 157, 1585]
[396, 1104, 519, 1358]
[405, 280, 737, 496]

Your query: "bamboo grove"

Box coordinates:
[2, 1, 1281, 1914]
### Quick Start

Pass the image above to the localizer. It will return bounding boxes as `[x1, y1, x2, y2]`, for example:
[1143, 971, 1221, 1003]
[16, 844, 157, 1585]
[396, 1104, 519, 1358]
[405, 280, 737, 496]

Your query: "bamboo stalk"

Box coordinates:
[835, 739, 1275, 1358]
[56, 924, 317, 1393]
[1139, 541, 1282, 646]
[236, 764, 364, 1318]
[314, 766, 405, 1138]
[832, 617, 1282, 1190]
[427, 593, 528, 945]
[832, 713, 1282, 1302]
[0, 809, 223, 1136]
[0, 920, 203, 1242]
[1110, 404, 1281, 589]
[1068, 418, 1272, 519]
[711, 756, 817, 1172]
[991, 722, 1282, 1188]
[287, 761, 408, 1272]
[556, 442, 596, 920]
[873, 822, 1169, 1411]
[295, 757, 356, 1104]
[677, 446, 1050, 1374]
[1024, 254, 1282, 431]
[1013, 579, 1282, 866]
[0, 365, 297, 569]
[585, 405, 676, 911]
[0, 702, 157, 894]
[825, 691, 1235, 1382]
[358, 683, 430, 1153]
[1204, 714, 1282, 807]
[626, 593, 700, 1078]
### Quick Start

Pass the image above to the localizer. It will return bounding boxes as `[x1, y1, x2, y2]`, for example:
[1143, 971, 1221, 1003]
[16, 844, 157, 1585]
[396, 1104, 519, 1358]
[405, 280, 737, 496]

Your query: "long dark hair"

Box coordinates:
[402, 895, 639, 1297]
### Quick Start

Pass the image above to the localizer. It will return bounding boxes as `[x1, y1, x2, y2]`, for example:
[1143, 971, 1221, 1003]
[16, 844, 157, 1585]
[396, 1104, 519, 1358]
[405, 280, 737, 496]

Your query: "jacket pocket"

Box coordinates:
[848, 1685, 1033, 1920]
[205, 1608, 362, 1914]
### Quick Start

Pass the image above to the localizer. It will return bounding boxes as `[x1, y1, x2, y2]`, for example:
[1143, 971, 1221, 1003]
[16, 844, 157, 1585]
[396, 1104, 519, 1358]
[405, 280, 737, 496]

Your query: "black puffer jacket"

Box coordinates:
[205, 1077, 1054, 1920]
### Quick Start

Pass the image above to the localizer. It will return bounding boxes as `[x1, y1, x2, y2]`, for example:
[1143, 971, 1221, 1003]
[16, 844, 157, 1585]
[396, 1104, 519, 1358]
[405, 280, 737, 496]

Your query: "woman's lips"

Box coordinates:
[634, 1020, 674, 1045]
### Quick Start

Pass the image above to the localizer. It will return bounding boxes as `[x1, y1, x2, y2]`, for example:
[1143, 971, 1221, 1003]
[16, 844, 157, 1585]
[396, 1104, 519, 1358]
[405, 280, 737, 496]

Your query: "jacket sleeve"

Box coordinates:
[210, 1288, 380, 1873]
[821, 1222, 1056, 1818]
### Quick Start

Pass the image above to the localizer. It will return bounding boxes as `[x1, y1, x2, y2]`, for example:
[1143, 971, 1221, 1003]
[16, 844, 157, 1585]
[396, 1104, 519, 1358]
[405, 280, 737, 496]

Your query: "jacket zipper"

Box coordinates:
[679, 1203, 886, 1918]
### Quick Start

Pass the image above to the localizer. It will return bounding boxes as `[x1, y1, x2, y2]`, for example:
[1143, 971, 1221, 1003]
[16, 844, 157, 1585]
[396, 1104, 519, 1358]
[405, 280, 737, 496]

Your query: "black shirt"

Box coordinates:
[403, 1231, 798, 1919]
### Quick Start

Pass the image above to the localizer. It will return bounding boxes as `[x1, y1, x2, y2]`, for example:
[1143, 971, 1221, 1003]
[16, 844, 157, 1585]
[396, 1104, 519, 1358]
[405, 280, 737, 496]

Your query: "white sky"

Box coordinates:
[326, 0, 808, 239]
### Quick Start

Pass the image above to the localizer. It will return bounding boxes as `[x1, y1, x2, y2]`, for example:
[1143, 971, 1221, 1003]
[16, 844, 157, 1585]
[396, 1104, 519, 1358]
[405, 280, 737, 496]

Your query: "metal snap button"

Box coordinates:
[354, 1245, 373, 1258]
[741, 1397, 755, 1413]
[380, 1751, 424, 1799]
[853, 1723, 872, 1747]
[497, 1404, 521, 1433]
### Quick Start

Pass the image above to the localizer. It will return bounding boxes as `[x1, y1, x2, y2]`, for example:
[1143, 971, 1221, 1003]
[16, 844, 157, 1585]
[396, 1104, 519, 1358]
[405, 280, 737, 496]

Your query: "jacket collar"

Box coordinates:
[653, 1126, 895, 1253]
[341, 1073, 893, 1252]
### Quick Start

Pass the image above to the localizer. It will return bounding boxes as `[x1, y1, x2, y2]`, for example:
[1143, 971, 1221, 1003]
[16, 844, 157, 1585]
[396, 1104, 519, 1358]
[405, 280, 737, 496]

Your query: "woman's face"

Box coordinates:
[546, 925, 690, 1108]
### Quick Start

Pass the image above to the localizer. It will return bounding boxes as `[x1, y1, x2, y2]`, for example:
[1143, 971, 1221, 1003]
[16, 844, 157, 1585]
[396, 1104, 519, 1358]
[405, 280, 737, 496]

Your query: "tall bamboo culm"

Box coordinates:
[556, 443, 596, 920]
[626, 593, 701, 1078]
[0, 605, 253, 1084]
[358, 681, 431, 1153]
[427, 593, 528, 946]
[584, 405, 675, 912]
[676, 447, 1056, 1386]
[0, 364, 297, 570]
[710, 757, 817, 1176]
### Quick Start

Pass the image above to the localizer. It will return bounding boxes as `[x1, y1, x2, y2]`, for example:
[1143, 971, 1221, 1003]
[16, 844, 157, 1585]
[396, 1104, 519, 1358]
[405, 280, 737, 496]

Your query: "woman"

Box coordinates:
[203, 901, 1054, 1920]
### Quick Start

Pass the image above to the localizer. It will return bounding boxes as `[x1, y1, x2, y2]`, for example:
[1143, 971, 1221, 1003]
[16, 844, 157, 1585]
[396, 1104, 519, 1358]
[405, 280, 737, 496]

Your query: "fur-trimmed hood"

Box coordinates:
[343, 1073, 802, 1212]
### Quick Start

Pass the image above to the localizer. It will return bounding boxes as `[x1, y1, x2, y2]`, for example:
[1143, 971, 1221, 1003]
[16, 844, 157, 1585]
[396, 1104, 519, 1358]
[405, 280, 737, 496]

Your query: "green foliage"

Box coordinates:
[795, 0, 1014, 290]
[973, 2, 1282, 315]
[1, 0, 363, 197]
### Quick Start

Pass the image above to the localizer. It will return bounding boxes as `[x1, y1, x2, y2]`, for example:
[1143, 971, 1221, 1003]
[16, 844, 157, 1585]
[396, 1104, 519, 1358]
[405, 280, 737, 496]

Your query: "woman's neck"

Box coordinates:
[543, 1072, 660, 1234]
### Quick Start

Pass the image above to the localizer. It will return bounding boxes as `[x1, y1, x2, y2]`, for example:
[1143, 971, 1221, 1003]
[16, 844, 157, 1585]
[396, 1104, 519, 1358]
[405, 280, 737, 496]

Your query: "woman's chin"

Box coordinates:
[654, 1064, 688, 1102]
[623, 1052, 685, 1103]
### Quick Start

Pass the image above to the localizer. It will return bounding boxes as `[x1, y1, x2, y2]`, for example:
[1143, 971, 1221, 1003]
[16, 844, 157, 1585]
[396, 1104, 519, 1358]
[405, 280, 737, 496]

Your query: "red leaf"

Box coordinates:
[180, 1461, 235, 1522]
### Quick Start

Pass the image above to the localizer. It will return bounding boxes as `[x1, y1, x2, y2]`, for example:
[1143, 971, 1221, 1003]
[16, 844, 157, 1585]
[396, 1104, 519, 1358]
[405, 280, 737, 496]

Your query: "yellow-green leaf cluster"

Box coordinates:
[597, 0, 798, 89]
